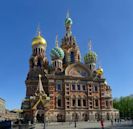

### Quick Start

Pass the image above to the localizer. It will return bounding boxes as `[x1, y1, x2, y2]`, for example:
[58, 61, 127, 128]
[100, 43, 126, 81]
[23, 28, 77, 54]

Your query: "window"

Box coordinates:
[82, 85, 86, 90]
[37, 58, 42, 67]
[94, 86, 98, 92]
[56, 84, 61, 91]
[66, 92, 69, 94]
[58, 98, 61, 107]
[95, 99, 98, 107]
[67, 98, 69, 100]
[72, 99, 76, 106]
[77, 85, 80, 90]
[70, 51, 75, 63]
[78, 99, 81, 106]
[72, 84, 75, 90]
[90, 65, 92, 70]
[106, 101, 108, 107]
[83, 99, 86, 106]
[63, 55, 66, 64]
[66, 87, 69, 90]
[67, 101, 69, 104]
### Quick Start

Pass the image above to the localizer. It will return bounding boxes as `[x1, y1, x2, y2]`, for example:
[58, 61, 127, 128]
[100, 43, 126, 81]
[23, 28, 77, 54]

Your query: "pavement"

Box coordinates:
[35, 121, 133, 129]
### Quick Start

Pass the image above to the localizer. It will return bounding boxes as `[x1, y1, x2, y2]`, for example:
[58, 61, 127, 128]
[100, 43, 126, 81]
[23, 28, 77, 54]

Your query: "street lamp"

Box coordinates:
[43, 96, 50, 129]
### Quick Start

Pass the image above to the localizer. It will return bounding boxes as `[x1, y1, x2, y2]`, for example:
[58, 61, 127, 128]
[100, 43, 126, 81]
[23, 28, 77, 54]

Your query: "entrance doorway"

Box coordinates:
[36, 113, 44, 123]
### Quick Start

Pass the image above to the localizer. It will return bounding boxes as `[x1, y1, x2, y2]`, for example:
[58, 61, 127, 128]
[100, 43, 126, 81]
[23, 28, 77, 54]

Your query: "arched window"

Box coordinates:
[37, 58, 42, 67]
[83, 99, 86, 106]
[36, 48, 37, 54]
[70, 51, 75, 63]
[95, 99, 98, 107]
[57, 96, 61, 107]
[78, 98, 81, 106]
[78, 54, 80, 61]
[63, 55, 66, 64]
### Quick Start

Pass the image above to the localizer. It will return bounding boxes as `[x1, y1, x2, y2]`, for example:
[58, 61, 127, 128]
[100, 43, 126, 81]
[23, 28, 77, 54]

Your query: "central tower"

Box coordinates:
[61, 12, 81, 68]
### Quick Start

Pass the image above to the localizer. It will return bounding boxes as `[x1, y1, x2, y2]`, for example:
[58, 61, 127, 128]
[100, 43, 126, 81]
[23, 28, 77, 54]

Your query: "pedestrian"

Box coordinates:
[111, 119, 113, 126]
[100, 119, 104, 129]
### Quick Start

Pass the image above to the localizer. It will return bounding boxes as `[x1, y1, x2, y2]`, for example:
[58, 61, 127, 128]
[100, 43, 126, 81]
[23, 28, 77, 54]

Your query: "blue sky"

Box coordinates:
[0, 0, 133, 109]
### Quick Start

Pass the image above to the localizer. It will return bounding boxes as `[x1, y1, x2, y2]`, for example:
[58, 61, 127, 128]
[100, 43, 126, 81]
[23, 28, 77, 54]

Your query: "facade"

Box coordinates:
[0, 98, 5, 120]
[0, 98, 19, 121]
[21, 13, 119, 122]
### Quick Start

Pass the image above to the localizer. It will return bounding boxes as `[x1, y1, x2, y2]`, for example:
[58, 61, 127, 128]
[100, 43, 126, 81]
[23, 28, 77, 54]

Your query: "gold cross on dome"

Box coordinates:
[37, 24, 41, 36]
[55, 34, 58, 47]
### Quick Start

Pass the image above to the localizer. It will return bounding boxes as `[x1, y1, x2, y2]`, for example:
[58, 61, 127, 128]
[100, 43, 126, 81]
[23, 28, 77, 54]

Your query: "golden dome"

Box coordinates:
[32, 32, 47, 46]
[96, 67, 103, 76]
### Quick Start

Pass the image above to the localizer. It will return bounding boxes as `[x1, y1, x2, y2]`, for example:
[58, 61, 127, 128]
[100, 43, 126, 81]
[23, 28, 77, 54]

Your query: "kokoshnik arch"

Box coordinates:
[21, 12, 119, 123]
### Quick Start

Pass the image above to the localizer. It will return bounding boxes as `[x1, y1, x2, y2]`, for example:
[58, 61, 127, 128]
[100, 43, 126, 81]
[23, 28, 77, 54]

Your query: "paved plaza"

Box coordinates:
[35, 121, 133, 129]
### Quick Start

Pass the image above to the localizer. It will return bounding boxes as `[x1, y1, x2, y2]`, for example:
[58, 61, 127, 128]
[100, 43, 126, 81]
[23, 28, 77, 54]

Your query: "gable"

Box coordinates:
[65, 63, 90, 77]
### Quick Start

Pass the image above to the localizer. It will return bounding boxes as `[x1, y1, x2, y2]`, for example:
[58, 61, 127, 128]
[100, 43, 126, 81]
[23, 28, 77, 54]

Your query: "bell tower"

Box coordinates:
[61, 12, 81, 68]
[26, 28, 49, 97]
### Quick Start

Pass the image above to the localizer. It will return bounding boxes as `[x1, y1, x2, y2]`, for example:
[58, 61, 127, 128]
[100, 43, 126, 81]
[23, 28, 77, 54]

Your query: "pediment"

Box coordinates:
[65, 63, 90, 77]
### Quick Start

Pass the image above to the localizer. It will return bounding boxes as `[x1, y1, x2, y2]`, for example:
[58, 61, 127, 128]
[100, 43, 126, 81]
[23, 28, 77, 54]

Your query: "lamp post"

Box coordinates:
[43, 96, 50, 129]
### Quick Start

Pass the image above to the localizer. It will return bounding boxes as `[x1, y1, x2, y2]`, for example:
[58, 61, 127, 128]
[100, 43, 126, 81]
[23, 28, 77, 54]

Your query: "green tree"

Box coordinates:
[113, 95, 133, 119]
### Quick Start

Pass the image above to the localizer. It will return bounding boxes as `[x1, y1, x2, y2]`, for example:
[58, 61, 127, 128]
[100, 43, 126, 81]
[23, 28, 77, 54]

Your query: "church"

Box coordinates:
[21, 13, 119, 122]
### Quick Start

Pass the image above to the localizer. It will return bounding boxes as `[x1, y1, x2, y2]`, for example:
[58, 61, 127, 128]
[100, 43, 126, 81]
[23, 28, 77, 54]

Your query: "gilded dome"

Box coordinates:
[50, 47, 64, 60]
[84, 51, 97, 64]
[96, 67, 104, 76]
[32, 34, 47, 46]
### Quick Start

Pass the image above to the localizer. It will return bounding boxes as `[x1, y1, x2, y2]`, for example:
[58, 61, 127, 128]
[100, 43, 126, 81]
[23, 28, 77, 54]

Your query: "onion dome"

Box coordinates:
[65, 17, 73, 25]
[65, 11, 73, 26]
[32, 31, 47, 46]
[50, 35, 64, 60]
[84, 41, 97, 64]
[96, 67, 104, 76]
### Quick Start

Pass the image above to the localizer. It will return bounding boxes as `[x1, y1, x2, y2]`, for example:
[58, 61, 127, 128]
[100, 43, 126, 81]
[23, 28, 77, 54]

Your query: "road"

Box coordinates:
[35, 121, 133, 129]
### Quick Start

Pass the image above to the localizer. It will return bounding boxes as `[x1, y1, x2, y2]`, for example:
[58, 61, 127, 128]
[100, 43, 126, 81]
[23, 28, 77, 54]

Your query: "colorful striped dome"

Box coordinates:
[65, 17, 73, 25]
[50, 47, 64, 60]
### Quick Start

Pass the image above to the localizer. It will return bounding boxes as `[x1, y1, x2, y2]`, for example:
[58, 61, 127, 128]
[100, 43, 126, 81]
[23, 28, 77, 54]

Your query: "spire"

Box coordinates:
[66, 10, 70, 18]
[55, 34, 59, 47]
[36, 74, 44, 94]
[37, 24, 41, 36]
[88, 40, 92, 51]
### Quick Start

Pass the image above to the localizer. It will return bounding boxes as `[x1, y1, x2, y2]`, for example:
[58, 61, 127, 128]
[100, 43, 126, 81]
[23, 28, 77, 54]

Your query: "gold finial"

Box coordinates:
[66, 10, 70, 18]
[55, 34, 58, 47]
[37, 24, 41, 36]
[88, 40, 92, 51]
[39, 74, 42, 79]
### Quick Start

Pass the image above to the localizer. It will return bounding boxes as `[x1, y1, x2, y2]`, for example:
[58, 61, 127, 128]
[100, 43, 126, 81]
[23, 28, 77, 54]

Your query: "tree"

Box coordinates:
[113, 95, 133, 119]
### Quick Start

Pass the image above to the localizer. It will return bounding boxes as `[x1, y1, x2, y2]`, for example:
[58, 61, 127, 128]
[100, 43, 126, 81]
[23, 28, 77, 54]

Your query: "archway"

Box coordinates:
[72, 113, 78, 121]
[36, 113, 44, 123]
[82, 113, 88, 121]
[57, 114, 65, 122]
